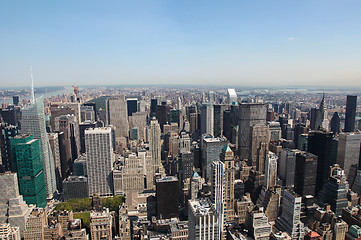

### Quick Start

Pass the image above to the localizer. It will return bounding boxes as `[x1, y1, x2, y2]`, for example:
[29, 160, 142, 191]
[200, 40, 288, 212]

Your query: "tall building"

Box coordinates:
[308, 131, 338, 193]
[188, 198, 219, 240]
[0, 172, 33, 237]
[211, 160, 224, 238]
[227, 88, 237, 105]
[106, 95, 129, 140]
[79, 121, 96, 154]
[85, 127, 114, 197]
[90, 209, 112, 240]
[310, 108, 322, 130]
[10, 135, 47, 208]
[344, 95, 357, 132]
[0, 124, 19, 172]
[265, 152, 277, 189]
[220, 144, 235, 223]
[156, 176, 179, 219]
[319, 93, 329, 130]
[200, 103, 214, 136]
[249, 124, 270, 172]
[238, 103, 267, 160]
[278, 149, 299, 187]
[148, 118, 163, 176]
[275, 190, 304, 239]
[48, 132, 62, 190]
[337, 132, 361, 178]
[213, 105, 227, 137]
[201, 136, 227, 182]
[318, 164, 349, 216]
[21, 98, 56, 198]
[126, 98, 138, 117]
[331, 112, 341, 135]
[294, 152, 318, 197]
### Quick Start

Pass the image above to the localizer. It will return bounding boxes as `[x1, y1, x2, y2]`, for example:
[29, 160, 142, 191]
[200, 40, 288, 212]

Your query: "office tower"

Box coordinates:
[148, 118, 163, 176]
[23, 208, 47, 240]
[345, 95, 357, 132]
[113, 153, 145, 195]
[82, 102, 97, 120]
[294, 152, 318, 197]
[80, 105, 96, 122]
[213, 105, 227, 137]
[12, 96, 19, 106]
[220, 144, 235, 223]
[179, 132, 191, 154]
[275, 190, 304, 239]
[129, 112, 147, 142]
[150, 99, 157, 117]
[155, 104, 170, 132]
[0, 223, 21, 240]
[279, 115, 292, 140]
[265, 152, 277, 189]
[337, 132, 361, 177]
[201, 136, 227, 182]
[0, 172, 33, 237]
[293, 123, 308, 148]
[169, 109, 180, 125]
[180, 152, 194, 180]
[10, 135, 47, 207]
[73, 154, 87, 176]
[238, 103, 267, 160]
[227, 88, 237, 105]
[20, 98, 56, 198]
[126, 98, 138, 116]
[319, 93, 329, 130]
[190, 170, 202, 200]
[331, 112, 341, 134]
[62, 176, 88, 200]
[211, 160, 224, 238]
[268, 121, 281, 141]
[49, 104, 77, 132]
[156, 176, 179, 219]
[351, 144, 361, 195]
[279, 149, 299, 187]
[247, 206, 272, 240]
[0, 105, 21, 126]
[188, 198, 219, 240]
[310, 108, 322, 130]
[85, 127, 114, 197]
[48, 132, 62, 190]
[256, 187, 280, 222]
[189, 111, 198, 135]
[79, 121, 96, 153]
[249, 124, 270, 172]
[200, 103, 214, 136]
[236, 194, 254, 225]
[308, 130, 338, 193]
[0, 124, 18, 172]
[90, 209, 112, 240]
[318, 164, 349, 216]
[106, 95, 129, 140]
[332, 218, 348, 240]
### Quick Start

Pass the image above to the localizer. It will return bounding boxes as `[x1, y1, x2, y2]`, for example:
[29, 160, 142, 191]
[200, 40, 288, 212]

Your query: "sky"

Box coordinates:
[1, 0, 361, 88]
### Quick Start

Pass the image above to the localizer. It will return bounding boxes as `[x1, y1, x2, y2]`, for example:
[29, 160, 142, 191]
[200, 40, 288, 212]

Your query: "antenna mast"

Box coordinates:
[30, 66, 35, 103]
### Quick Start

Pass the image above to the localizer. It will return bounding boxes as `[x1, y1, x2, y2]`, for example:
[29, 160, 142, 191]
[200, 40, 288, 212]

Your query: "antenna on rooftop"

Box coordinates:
[30, 66, 35, 103]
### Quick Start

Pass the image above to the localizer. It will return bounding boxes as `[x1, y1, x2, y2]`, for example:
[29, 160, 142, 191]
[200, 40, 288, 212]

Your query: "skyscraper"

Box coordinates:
[279, 149, 299, 187]
[337, 132, 361, 177]
[344, 95, 357, 132]
[202, 136, 227, 182]
[249, 124, 270, 172]
[330, 112, 341, 134]
[106, 95, 129, 140]
[265, 152, 277, 189]
[213, 105, 227, 137]
[238, 103, 267, 160]
[126, 98, 138, 116]
[294, 152, 318, 197]
[200, 103, 214, 136]
[21, 98, 56, 198]
[156, 176, 179, 219]
[220, 144, 235, 223]
[85, 127, 114, 197]
[227, 88, 237, 105]
[10, 135, 47, 208]
[211, 160, 224, 238]
[275, 190, 304, 239]
[148, 118, 163, 176]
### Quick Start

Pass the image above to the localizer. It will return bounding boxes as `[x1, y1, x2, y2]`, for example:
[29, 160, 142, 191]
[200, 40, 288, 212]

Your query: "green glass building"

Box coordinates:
[10, 134, 47, 208]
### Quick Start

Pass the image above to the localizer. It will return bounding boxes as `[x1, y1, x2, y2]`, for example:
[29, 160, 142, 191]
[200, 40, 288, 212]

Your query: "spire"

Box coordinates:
[319, 92, 326, 113]
[30, 66, 35, 104]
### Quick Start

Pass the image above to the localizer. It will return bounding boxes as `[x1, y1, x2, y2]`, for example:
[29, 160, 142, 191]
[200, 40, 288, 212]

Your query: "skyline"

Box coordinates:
[1, 0, 361, 87]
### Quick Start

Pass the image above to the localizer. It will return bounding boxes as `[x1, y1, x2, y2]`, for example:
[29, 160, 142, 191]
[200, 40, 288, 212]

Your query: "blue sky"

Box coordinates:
[1, 0, 361, 87]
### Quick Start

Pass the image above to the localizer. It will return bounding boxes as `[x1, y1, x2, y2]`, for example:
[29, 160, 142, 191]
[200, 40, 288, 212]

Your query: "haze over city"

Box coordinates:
[1, 0, 361, 87]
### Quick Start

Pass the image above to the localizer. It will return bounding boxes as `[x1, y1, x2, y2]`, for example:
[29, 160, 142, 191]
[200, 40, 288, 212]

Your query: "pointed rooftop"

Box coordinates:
[191, 171, 200, 179]
[222, 144, 232, 152]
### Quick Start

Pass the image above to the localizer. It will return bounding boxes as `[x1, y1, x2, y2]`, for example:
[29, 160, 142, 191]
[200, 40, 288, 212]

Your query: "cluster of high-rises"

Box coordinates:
[0, 85, 360, 239]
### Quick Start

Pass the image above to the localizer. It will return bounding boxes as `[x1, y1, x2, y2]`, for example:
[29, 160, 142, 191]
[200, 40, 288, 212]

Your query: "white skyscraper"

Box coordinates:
[106, 95, 129, 141]
[265, 152, 278, 189]
[227, 88, 237, 105]
[85, 127, 114, 196]
[211, 161, 225, 239]
[148, 118, 163, 176]
[21, 97, 56, 198]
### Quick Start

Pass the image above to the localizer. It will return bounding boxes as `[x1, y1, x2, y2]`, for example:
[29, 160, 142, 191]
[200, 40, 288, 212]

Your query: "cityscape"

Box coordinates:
[1, 1, 361, 240]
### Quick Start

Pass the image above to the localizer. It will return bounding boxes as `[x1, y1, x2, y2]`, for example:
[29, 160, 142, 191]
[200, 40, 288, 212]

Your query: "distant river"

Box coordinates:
[1, 87, 74, 105]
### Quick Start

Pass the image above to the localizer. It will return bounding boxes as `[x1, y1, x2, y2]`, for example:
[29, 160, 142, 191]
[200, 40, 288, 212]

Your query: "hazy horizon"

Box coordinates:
[1, 0, 361, 87]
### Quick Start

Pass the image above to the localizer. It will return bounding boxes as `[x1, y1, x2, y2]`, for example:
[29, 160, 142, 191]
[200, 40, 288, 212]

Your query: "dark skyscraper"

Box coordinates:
[12, 96, 19, 106]
[345, 95, 357, 132]
[126, 98, 138, 116]
[308, 131, 338, 194]
[156, 176, 179, 219]
[330, 112, 341, 134]
[310, 108, 322, 130]
[294, 152, 318, 197]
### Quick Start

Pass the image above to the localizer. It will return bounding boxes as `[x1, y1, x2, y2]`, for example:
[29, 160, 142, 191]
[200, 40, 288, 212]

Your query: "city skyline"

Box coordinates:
[1, 0, 361, 87]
